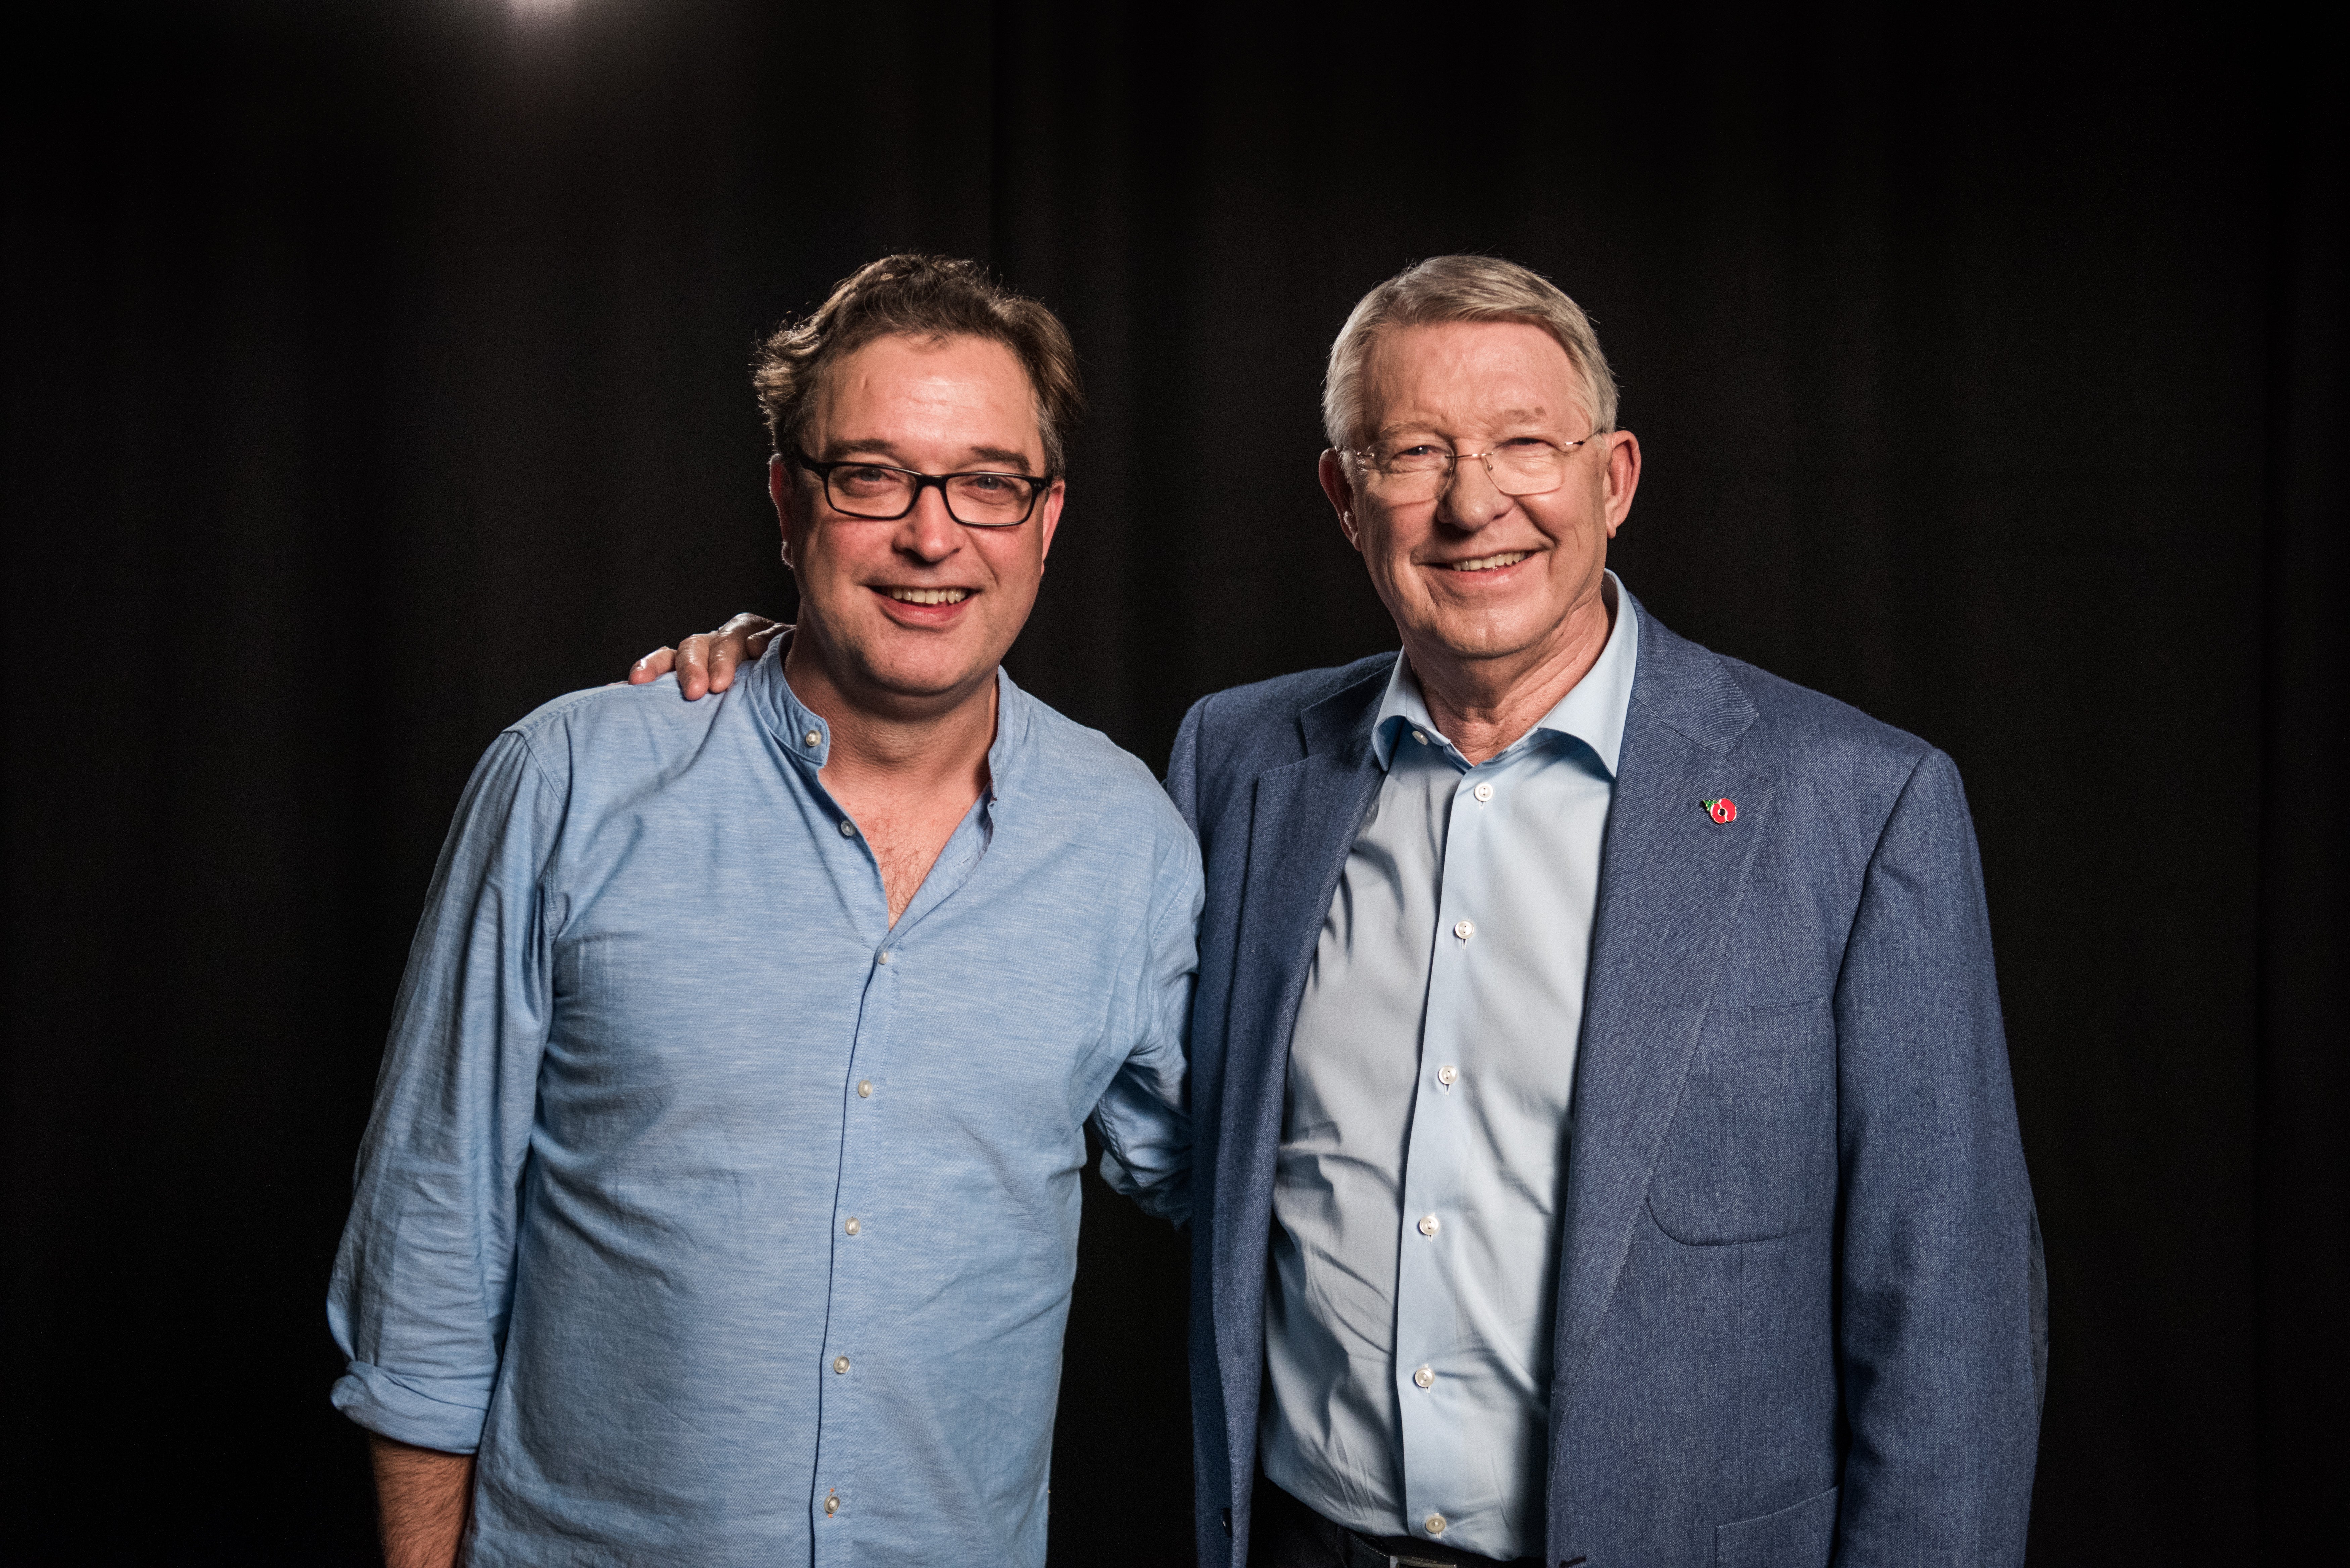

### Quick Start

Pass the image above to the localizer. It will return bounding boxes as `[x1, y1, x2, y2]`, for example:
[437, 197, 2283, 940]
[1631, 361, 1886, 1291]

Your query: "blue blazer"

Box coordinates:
[1166, 599, 2045, 1568]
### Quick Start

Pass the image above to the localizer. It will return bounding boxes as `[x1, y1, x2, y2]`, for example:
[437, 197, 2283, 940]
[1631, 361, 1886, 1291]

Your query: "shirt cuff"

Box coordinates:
[331, 1361, 490, 1454]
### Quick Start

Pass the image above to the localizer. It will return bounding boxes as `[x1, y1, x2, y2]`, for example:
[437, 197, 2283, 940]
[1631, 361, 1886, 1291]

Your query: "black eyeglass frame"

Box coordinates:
[790, 450, 1056, 528]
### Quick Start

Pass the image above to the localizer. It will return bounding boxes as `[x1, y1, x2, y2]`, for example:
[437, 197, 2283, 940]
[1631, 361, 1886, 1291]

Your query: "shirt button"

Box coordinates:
[1412, 730, 1428, 745]
[1413, 1365, 1434, 1389]
[877, 951, 892, 965]
[1472, 780, 1494, 803]
[857, 1079, 873, 1098]
[1437, 1064, 1458, 1087]
[1453, 918, 1475, 941]
[844, 1216, 860, 1235]
[1424, 1514, 1447, 1536]
[824, 1489, 840, 1516]
[804, 729, 821, 748]
[839, 820, 857, 837]
[833, 1355, 851, 1375]
[1418, 1214, 1440, 1237]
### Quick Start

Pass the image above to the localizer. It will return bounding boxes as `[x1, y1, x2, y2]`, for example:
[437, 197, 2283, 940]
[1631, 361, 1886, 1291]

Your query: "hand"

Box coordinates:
[627, 614, 786, 700]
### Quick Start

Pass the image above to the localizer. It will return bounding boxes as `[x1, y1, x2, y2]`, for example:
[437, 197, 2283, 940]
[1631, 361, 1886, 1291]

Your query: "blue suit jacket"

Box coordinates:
[1167, 599, 2045, 1568]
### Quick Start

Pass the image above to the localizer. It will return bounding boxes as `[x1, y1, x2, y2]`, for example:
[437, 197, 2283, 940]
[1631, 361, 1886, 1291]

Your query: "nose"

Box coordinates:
[1435, 452, 1512, 532]
[896, 485, 964, 563]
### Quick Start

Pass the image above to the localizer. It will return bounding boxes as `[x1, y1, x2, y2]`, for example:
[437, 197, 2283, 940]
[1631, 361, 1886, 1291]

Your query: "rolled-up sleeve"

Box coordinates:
[326, 730, 564, 1453]
[1092, 825, 1204, 1228]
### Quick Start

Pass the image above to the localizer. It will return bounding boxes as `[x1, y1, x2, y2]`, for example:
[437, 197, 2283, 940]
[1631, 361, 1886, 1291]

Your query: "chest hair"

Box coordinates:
[853, 796, 978, 926]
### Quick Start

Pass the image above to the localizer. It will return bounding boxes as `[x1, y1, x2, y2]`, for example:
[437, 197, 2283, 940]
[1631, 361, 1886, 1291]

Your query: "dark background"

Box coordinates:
[4, 1, 2342, 1562]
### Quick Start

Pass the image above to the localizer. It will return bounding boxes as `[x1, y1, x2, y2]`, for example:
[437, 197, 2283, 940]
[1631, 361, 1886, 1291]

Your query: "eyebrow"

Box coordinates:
[961, 445, 1039, 471]
[819, 439, 1042, 474]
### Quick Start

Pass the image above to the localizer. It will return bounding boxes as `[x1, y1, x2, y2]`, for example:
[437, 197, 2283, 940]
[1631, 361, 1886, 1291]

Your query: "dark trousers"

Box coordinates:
[1248, 1474, 1541, 1568]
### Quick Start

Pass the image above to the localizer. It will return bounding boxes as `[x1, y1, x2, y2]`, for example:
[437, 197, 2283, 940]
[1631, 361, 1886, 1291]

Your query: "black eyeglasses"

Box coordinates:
[792, 452, 1053, 528]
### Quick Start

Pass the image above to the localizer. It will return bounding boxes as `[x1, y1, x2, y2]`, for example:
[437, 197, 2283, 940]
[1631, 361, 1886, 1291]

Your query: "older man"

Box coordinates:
[331, 254, 1200, 1568]
[655, 256, 2044, 1568]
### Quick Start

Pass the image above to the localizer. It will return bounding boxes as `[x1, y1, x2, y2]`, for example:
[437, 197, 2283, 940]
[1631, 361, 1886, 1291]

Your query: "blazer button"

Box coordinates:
[1220, 1507, 1232, 1535]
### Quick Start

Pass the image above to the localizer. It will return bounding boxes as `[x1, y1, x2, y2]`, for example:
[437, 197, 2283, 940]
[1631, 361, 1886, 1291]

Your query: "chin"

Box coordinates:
[851, 642, 997, 701]
[1419, 610, 1549, 662]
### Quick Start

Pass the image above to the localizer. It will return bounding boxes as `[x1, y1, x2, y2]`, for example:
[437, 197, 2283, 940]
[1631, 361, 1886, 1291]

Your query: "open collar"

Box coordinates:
[741, 633, 1025, 808]
[1369, 570, 1640, 777]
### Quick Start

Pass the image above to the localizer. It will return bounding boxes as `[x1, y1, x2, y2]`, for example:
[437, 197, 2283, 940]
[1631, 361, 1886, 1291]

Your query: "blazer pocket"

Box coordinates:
[1715, 1484, 1839, 1568]
[1647, 998, 1836, 1245]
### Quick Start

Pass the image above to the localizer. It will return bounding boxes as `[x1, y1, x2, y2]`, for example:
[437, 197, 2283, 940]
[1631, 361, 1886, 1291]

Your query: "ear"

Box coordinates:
[1600, 430, 1642, 538]
[770, 454, 799, 569]
[1035, 478, 1067, 564]
[1318, 449, 1364, 552]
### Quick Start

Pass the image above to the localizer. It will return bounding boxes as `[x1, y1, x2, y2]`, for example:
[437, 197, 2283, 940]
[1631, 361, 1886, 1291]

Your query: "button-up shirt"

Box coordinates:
[327, 641, 1201, 1568]
[1261, 577, 1639, 1560]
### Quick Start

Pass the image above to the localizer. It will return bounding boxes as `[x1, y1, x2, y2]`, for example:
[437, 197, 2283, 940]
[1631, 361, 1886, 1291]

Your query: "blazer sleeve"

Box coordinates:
[324, 729, 564, 1453]
[1832, 748, 2044, 1567]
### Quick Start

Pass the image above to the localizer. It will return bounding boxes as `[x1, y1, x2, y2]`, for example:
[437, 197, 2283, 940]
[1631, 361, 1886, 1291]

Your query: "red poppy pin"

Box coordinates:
[1702, 797, 1738, 824]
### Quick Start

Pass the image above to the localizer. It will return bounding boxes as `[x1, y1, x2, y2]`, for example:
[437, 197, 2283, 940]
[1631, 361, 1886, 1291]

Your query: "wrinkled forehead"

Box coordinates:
[1359, 318, 1591, 438]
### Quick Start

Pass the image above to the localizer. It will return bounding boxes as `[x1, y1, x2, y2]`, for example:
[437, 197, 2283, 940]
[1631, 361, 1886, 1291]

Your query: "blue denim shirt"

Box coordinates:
[327, 641, 1201, 1567]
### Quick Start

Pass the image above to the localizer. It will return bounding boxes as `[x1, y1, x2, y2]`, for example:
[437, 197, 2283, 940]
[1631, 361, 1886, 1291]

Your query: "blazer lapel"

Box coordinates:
[1211, 666, 1389, 1482]
[1552, 612, 1773, 1385]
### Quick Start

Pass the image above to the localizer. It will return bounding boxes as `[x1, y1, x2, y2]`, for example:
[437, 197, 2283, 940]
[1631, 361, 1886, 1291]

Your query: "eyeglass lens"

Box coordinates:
[1372, 444, 1572, 500]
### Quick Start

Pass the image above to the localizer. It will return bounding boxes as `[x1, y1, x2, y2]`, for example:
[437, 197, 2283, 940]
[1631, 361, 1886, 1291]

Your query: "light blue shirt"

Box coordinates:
[327, 640, 1200, 1567]
[1262, 577, 1638, 1560]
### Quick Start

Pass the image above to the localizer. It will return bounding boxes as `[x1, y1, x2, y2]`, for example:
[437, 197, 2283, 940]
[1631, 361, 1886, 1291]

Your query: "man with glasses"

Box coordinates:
[659, 255, 2044, 1568]
[328, 254, 1202, 1568]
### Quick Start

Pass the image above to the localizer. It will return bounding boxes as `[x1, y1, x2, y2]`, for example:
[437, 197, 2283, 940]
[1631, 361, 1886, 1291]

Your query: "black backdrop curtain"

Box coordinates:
[4, 3, 2341, 1562]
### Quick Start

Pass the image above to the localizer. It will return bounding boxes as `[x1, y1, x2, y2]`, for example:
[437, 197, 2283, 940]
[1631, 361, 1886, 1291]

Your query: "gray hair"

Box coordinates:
[1321, 255, 1619, 452]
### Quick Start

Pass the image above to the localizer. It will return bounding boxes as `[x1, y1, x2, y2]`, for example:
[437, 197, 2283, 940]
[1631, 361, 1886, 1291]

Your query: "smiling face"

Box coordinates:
[773, 331, 1063, 718]
[1320, 318, 1639, 696]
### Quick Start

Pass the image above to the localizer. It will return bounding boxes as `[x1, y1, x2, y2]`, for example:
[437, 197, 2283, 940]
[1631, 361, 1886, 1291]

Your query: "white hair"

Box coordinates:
[1322, 255, 1620, 452]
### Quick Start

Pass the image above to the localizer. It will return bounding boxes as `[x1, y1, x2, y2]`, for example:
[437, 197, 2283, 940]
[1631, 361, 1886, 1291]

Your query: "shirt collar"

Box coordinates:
[742, 632, 1026, 806]
[1370, 569, 1640, 776]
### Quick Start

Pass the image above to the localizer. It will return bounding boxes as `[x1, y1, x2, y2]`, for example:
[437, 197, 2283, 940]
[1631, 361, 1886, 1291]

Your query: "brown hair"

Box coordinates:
[753, 254, 1084, 475]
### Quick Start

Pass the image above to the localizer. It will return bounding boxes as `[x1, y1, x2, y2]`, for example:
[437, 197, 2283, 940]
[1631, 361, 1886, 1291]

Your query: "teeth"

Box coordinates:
[1444, 551, 1531, 573]
[886, 588, 970, 605]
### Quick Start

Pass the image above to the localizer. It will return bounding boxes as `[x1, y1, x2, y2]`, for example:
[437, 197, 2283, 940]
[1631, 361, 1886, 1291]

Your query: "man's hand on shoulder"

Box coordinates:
[627, 614, 785, 699]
